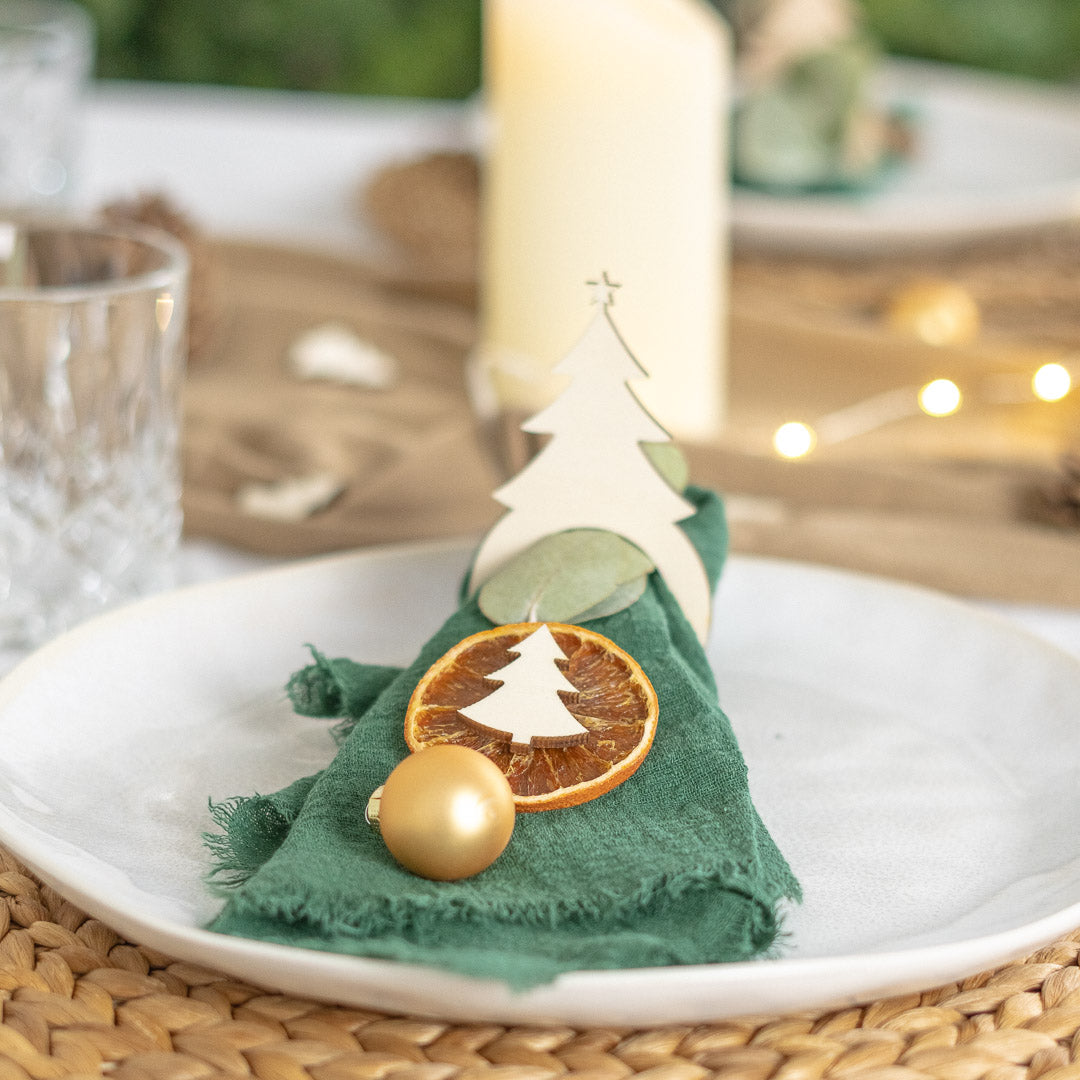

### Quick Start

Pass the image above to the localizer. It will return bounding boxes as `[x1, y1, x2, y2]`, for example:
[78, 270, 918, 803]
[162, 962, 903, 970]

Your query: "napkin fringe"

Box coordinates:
[204, 783, 315, 892]
[206, 787, 796, 972]
[204, 797, 275, 891]
[209, 869, 793, 987]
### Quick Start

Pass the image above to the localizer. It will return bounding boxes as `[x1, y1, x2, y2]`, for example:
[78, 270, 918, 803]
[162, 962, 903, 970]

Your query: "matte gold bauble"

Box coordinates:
[885, 278, 980, 346]
[368, 745, 515, 881]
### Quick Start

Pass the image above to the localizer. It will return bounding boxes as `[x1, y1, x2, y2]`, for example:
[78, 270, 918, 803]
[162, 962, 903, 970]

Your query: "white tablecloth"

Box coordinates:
[58, 80, 1080, 664]
[79, 81, 475, 257]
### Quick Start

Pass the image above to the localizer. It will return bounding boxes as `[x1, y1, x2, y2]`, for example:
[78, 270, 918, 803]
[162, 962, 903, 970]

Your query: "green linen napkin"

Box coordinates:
[206, 487, 800, 989]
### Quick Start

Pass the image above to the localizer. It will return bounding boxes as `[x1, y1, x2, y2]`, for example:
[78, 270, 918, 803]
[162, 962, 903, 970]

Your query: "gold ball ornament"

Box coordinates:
[884, 278, 981, 346]
[367, 745, 516, 881]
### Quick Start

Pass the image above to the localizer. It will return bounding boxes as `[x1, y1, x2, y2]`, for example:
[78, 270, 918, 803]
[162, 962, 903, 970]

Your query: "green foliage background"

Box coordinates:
[78, 0, 483, 97]
[856, 0, 1080, 83]
[75, 0, 1080, 98]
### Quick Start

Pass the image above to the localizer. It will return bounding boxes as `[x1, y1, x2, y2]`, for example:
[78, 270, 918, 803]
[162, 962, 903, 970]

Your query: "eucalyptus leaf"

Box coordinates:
[642, 441, 690, 493]
[572, 574, 648, 622]
[478, 529, 654, 626]
[733, 38, 897, 193]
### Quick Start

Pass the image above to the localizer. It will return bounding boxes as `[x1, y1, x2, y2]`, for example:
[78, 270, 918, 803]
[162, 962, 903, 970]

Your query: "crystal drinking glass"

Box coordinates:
[0, 221, 189, 648]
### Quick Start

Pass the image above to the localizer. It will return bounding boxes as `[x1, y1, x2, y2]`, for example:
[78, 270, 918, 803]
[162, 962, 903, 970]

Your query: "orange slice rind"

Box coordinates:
[404, 622, 658, 812]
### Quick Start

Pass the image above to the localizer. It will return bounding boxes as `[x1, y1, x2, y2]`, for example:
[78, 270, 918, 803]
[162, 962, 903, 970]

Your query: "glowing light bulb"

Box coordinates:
[773, 422, 816, 459]
[918, 379, 961, 418]
[1032, 362, 1071, 402]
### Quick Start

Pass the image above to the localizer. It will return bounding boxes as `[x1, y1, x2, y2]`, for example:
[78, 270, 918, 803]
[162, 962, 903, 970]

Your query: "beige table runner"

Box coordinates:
[180, 226, 1080, 606]
[181, 240, 500, 556]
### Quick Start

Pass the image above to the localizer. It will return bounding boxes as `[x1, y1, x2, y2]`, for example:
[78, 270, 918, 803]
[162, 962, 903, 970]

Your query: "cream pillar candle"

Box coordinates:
[477, 0, 730, 442]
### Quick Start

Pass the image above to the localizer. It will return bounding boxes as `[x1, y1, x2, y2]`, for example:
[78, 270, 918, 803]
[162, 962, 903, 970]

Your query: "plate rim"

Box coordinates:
[731, 56, 1080, 253]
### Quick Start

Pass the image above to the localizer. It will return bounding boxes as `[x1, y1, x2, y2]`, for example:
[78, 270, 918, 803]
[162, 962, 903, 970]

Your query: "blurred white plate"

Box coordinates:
[0, 542, 1078, 1026]
[732, 58, 1080, 253]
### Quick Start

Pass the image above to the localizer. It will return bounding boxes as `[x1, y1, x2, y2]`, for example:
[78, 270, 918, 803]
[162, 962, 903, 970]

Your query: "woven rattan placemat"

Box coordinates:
[2, 843, 1079, 1079]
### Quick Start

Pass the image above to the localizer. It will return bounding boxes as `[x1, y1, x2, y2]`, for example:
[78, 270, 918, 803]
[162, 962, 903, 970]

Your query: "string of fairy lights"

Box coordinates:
[767, 277, 1076, 460]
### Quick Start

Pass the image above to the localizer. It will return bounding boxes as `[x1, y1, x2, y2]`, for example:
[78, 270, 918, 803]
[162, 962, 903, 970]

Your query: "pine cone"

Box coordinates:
[362, 151, 479, 279]
[100, 193, 219, 365]
[1027, 446, 1080, 529]
[1059, 447, 1080, 524]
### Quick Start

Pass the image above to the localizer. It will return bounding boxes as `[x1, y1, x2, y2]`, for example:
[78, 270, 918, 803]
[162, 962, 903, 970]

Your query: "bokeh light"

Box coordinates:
[1032, 362, 1071, 402]
[773, 422, 816, 459]
[918, 379, 962, 417]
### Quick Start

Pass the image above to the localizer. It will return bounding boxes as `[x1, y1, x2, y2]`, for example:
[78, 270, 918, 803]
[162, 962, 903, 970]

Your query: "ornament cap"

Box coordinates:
[365, 785, 384, 828]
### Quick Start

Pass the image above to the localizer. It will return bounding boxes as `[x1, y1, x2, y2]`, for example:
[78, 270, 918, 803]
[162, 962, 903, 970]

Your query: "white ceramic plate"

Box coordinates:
[0, 542, 1078, 1026]
[732, 58, 1080, 253]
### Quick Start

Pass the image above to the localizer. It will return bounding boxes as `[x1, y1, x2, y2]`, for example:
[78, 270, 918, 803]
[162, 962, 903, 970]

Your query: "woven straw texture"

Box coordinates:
[3, 848, 1080, 1080]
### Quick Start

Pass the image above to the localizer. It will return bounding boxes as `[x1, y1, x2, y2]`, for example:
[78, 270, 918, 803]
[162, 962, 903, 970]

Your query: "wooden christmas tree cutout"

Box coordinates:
[468, 274, 712, 642]
[458, 624, 589, 747]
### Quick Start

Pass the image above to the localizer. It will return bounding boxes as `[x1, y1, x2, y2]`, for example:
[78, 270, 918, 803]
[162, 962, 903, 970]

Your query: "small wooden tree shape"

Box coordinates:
[468, 274, 712, 641]
[459, 624, 588, 746]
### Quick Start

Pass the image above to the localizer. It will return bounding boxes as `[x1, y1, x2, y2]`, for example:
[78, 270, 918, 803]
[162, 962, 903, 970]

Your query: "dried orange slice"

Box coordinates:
[404, 622, 658, 812]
